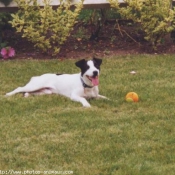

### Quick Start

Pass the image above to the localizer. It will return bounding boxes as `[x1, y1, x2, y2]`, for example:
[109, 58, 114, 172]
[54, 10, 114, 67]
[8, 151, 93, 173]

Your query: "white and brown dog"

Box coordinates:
[6, 57, 107, 107]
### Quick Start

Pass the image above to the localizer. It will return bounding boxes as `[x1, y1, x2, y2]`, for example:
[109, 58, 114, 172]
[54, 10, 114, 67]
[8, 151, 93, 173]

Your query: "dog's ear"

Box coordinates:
[75, 59, 86, 68]
[93, 57, 102, 66]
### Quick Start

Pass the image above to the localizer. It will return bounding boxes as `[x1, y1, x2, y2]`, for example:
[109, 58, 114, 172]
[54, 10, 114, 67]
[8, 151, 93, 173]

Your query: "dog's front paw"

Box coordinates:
[97, 94, 108, 99]
[83, 102, 91, 108]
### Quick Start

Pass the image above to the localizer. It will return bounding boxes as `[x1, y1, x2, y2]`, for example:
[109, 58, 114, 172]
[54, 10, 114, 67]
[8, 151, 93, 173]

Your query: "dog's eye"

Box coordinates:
[94, 63, 100, 69]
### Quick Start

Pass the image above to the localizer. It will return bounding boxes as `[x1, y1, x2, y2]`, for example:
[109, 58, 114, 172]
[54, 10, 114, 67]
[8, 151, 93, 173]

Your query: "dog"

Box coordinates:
[6, 57, 107, 107]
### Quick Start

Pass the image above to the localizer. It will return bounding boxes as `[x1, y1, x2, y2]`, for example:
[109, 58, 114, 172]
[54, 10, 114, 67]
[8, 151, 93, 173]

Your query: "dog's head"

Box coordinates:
[75, 57, 102, 87]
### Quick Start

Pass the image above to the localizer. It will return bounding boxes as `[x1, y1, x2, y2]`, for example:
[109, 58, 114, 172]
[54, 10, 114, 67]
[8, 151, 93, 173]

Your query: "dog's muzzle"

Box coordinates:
[86, 71, 99, 86]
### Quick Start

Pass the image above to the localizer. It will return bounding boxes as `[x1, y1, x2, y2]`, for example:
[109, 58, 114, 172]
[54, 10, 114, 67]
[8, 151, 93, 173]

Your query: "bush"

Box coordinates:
[109, 0, 175, 50]
[10, 0, 83, 56]
[0, 12, 13, 49]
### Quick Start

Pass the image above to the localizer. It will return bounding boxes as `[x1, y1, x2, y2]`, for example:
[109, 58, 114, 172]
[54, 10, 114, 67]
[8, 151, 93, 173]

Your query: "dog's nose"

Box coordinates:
[93, 71, 98, 77]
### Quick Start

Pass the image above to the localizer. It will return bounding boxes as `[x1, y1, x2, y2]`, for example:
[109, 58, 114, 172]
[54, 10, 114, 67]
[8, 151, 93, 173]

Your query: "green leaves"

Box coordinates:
[109, 0, 175, 50]
[10, 0, 83, 56]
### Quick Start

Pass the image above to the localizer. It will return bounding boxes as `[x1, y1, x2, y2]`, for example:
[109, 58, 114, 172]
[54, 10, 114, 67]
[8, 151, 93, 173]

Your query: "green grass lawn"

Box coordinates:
[0, 55, 175, 175]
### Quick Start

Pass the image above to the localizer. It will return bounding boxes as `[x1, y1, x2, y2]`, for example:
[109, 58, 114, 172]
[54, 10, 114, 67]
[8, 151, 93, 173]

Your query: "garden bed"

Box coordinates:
[2, 20, 175, 60]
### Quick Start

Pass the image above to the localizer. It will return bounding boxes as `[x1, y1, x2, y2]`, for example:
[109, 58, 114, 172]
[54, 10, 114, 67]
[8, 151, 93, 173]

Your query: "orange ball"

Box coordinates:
[126, 92, 139, 102]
